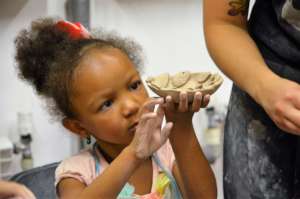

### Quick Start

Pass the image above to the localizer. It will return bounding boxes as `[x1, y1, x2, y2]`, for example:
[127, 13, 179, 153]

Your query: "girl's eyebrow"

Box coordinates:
[87, 72, 139, 110]
[87, 88, 113, 110]
[126, 72, 140, 82]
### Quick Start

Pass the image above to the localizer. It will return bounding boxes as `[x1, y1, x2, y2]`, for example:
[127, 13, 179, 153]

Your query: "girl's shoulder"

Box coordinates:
[55, 148, 97, 186]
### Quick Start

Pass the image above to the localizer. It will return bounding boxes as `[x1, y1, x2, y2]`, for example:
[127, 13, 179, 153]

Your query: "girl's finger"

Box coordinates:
[178, 92, 188, 112]
[165, 95, 175, 111]
[139, 112, 157, 125]
[201, 94, 210, 108]
[155, 105, 165, 124]
[160, 122, 173, 142]
[141, 98, 164, 114]
[136, 112, 158, 140]
[191, 92, 202, 112]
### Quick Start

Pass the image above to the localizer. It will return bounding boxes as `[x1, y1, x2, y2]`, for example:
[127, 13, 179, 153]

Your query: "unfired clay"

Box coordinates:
[146, 71, 223, 102]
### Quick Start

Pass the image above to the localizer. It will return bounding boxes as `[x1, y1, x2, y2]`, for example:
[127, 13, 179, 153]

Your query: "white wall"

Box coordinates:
[0, 0, 78, 171]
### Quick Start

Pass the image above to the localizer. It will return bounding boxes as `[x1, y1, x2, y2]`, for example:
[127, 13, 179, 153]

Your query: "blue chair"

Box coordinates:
[10, 162, 59, 199]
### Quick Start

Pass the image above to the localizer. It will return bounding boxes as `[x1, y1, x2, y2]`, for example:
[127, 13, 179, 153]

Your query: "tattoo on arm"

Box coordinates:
[228, 0, 249, 16]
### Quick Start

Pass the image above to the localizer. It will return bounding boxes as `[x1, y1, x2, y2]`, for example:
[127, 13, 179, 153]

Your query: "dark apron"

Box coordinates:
[223, 0, 300, 198]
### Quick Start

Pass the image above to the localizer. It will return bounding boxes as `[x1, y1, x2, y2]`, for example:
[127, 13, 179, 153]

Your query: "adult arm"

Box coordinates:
[203, 0, 300, 134]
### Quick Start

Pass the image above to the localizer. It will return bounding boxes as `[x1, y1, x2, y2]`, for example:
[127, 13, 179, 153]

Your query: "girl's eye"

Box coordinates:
[98, 100, 113, 112]
[129, 80, 142, 91]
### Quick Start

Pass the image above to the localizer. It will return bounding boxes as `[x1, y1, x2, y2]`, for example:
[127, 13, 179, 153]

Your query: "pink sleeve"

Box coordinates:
[156, 140, 175, 171]
[55, 150, 96, 187]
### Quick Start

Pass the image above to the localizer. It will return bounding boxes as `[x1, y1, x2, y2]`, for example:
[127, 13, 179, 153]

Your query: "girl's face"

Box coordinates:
[70, 47, 148, 145]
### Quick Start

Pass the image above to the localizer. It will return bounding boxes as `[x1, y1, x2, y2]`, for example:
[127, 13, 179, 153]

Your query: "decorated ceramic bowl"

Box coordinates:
[146, 71, 223, 102]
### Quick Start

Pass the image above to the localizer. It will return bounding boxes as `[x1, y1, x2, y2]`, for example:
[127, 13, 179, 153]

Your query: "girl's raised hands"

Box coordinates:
[128, 92, 210, 159]
[129, 98, 173, 159]
[164, 92, 210, 123]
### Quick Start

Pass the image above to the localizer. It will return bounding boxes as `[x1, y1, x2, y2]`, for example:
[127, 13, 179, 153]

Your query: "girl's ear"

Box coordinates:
[62, 118, 89, 138]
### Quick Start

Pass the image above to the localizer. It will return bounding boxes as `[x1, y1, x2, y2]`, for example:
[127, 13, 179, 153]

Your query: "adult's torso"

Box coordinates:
[249, 0, 300, 68]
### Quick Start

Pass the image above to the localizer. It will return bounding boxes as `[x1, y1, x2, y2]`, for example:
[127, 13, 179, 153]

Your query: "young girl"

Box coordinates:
[15, 18, 217, 199]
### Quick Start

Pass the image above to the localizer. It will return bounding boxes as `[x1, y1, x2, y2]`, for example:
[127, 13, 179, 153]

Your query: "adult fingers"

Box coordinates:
[289, 86, 300, 109]
[284, 106, 300, 128]
[279, 117, 300, 135]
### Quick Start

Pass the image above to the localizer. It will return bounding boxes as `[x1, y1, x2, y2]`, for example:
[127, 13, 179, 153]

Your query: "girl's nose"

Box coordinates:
[121, 97, 139, 118]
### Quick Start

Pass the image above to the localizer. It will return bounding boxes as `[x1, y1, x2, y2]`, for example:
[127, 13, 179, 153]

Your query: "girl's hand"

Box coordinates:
[164, 92, 210, 124]
[129, 98, 173, 159]
[0, 181, 36, 199]
[256, 76, 300, 135]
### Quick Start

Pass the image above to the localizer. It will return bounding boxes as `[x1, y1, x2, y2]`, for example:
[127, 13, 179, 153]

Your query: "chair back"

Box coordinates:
[10, 162, 59, 199]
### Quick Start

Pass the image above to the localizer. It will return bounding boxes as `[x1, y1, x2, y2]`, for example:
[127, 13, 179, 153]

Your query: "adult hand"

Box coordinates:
[129, 98, 173, 159]
[0, 181, 36, 199]
[164, 92, 210, 123]
[257, 75, 300, 135]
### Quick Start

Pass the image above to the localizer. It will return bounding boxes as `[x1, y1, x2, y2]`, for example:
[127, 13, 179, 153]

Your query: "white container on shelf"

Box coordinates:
[0, 136, 13, 179]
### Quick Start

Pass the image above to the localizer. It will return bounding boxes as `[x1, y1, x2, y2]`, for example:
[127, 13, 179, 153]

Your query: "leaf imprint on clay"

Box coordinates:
[171, 71, 191, 88]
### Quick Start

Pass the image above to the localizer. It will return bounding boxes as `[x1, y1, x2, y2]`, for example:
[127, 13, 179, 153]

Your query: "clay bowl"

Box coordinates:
[146, 71, 223, 102]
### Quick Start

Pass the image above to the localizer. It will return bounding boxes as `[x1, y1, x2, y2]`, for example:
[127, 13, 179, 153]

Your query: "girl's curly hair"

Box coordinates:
[15, 17, 144, 119]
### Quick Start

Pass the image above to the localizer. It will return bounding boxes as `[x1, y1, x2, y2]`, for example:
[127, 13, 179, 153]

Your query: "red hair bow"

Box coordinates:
[55, 20, 90, 39]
